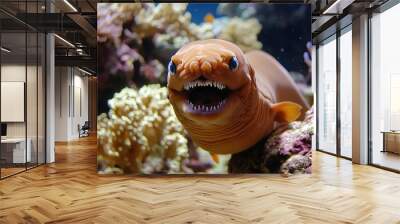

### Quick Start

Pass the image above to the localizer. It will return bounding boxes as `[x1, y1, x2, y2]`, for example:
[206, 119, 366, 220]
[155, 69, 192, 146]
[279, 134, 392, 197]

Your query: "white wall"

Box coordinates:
[1, 65, 26, 135]
[1, 63, 46, 164]
[1, 65, 40, 138]
[55, 67, 89, 141]
[72, 73, 89, 138]
[55, 67, 69, 141]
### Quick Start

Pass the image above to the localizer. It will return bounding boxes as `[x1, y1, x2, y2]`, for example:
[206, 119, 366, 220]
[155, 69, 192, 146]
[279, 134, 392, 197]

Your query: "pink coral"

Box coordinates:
[107, 44, 143, 75]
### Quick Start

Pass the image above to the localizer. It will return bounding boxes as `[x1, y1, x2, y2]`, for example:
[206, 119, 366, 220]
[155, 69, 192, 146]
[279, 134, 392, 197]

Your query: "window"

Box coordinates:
[339, 28, 352, 158]
[317, 35, 337, 154]
[370, 3, 400, 171]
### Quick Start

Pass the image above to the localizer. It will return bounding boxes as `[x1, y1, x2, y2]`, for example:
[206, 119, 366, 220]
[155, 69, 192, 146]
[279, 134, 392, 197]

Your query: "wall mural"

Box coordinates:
[97, 3, 313, 175]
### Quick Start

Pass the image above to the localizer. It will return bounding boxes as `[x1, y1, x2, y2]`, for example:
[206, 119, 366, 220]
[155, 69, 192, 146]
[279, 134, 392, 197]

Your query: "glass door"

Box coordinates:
[0, 0, 47, 179]
[1, 30, 28, 178]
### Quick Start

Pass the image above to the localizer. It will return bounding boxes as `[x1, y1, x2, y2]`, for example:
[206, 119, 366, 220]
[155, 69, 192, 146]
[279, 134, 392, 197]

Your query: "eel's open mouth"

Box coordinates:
[183, 77, 231, 114]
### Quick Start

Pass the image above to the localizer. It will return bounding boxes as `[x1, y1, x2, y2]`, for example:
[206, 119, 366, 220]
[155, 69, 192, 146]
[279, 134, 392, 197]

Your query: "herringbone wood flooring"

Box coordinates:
[1, 136, 400, 224]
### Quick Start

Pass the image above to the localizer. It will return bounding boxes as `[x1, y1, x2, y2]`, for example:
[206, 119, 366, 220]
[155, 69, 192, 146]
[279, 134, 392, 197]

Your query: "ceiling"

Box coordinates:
[0, 0, 393, 74]
[0, 0, 97, 73]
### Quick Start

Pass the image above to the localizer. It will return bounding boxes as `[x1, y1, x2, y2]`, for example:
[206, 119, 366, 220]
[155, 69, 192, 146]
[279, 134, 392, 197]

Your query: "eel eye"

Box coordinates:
[168, 60, 176, 75]
[229, 56, 239, 71]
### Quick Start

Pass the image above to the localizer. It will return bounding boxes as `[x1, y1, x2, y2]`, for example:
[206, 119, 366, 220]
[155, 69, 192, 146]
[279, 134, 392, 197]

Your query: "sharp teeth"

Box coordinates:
[185, 80, 227, 91]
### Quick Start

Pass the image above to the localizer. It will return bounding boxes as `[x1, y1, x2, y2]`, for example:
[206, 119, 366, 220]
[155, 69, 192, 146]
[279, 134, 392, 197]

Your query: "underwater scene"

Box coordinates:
[97, 3, 313, 175]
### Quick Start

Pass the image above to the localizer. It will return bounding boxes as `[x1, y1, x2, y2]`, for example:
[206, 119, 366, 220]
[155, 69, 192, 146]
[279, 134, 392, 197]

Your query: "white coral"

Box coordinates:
[134, 3, 196, 41]
[218, 17, 263, 52]
[97, 85, 189, 174]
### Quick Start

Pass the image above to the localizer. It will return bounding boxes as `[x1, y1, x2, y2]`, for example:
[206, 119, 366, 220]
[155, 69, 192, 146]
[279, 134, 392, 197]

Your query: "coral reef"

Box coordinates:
[217, 3, 257, 18]
[228, 107, 313, 175]
[106, 43, 143, 75]
[97, 85, 189, 174]
[97, 3, 143, 45]
[140, 59, 165, 82]
[264, 108, 313, 175]
[134, 4, 197, 42]
[218, 17, 263, 52]
[98, 3, 265, 114]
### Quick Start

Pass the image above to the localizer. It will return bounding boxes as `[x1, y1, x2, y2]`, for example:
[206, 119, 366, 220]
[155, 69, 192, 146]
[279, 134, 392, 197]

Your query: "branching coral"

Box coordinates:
[97, 85, 189, 174]
[107, 43, 144, 75]
[135, 4, 197, 42]
[217, 3, 257, 19]
[140, 59, 165, 82]
[97, 3, 143, 44]
[218, 17, 263, 52]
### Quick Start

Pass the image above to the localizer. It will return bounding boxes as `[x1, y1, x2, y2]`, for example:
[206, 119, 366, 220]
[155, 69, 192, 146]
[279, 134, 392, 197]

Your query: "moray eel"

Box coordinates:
[167, 39, 309, 160]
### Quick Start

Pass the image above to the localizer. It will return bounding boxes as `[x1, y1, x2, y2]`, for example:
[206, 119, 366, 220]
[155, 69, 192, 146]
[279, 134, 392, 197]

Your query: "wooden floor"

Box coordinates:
[373, 150, 400, 171]
[1, 136, 400, 223]
[1, 167, 26, 178]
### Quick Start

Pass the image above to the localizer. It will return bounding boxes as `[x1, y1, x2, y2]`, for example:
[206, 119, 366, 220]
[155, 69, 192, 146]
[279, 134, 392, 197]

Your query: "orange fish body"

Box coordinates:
[167, 39, 309, 155]
[204, 13, 214, 23]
